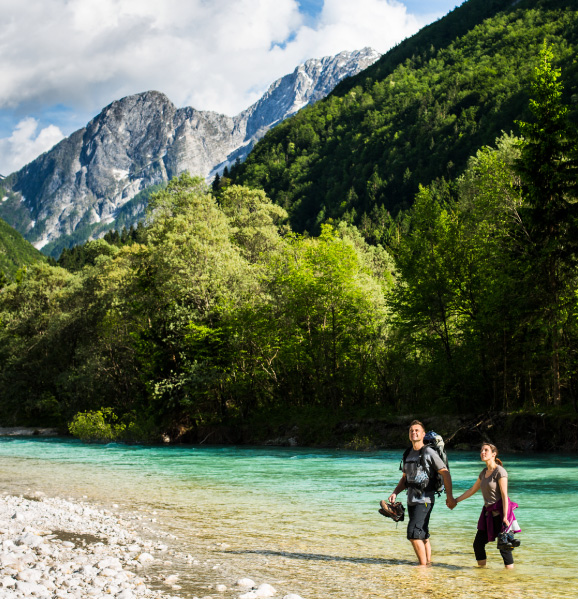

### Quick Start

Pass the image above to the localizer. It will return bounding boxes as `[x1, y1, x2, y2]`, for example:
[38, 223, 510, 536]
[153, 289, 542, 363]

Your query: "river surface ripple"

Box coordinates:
[0, 438, 575, 599]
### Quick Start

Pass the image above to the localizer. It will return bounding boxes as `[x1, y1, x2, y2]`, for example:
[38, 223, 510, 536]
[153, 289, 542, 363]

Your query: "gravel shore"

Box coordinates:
[0, 492, 183, 599]
[0, 493, 303, 599]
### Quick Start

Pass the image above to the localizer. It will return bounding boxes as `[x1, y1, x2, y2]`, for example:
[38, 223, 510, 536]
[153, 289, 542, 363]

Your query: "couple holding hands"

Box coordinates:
[387, 420, 518, 568]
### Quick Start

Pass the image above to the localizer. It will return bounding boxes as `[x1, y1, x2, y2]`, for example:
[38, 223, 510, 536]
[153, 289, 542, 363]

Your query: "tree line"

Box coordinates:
[0, 47, 576, 441]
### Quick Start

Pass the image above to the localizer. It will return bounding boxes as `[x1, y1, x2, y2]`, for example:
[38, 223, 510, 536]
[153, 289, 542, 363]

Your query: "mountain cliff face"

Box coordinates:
[0, 48, 379, 252]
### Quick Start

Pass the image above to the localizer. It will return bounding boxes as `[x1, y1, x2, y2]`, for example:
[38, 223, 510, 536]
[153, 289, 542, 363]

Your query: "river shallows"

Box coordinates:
[0, 438, 575, 598]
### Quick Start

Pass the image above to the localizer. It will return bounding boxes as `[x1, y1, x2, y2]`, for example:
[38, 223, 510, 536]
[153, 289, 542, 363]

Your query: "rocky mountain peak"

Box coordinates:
[243, 48, 381, 138]
[0, 49, 380, 254]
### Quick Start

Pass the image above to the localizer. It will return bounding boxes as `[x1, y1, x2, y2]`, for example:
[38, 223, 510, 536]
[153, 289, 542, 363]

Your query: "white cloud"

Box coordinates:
[0, 119, 64, 176]
[274, 0, 421, 74]
[0, 0, 426, 173]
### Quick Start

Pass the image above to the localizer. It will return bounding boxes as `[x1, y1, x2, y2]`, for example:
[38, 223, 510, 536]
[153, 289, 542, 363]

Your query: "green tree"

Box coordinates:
[391, 180, 462, 365]
[265, 224, 390, 408]
[138, 174, 255, 423]
[0, 263, 81, 423]
[516, 44, 578, 405]
[219, 185, 288, 262]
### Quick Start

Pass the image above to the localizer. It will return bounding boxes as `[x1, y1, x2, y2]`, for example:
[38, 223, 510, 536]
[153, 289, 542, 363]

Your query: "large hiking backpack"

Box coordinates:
[401, 430, 449, 496]
[424, 430, 449, 494]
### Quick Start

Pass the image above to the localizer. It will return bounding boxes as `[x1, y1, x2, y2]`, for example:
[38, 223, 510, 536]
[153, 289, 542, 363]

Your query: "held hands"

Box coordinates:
[446, 496, 457, 510]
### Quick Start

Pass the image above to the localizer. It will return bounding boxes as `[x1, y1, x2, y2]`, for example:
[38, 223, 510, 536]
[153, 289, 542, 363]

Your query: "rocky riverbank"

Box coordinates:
[185, 411, 578, 452]
[0, 428, 58, 437]
[3, 411, 577, 453]
[0, 494, 304, 599]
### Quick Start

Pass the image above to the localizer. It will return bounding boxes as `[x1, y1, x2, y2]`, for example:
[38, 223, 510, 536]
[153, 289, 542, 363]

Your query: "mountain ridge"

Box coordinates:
[231, 0, 578, 237]
[0, 48, 380, 254]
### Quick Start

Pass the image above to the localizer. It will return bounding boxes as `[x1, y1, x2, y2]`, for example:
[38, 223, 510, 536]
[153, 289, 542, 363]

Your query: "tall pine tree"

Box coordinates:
[516, 43, 578, 405]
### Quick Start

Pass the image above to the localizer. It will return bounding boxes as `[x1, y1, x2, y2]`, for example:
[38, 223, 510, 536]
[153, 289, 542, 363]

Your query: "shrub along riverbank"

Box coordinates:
[11, 409, 578, 453]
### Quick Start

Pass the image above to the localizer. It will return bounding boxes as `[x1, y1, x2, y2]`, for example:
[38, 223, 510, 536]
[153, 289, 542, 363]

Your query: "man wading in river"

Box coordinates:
[388, 420, 454, 567]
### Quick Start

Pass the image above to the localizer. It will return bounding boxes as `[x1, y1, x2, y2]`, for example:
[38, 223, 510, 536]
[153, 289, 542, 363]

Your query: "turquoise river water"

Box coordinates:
[0, 438, 575, 599]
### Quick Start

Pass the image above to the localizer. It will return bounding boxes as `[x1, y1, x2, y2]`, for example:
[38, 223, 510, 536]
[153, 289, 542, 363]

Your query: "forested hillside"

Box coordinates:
[1, 1, 577, 444]
[0, 218, 46, 283]
[231, 0, 578, 240]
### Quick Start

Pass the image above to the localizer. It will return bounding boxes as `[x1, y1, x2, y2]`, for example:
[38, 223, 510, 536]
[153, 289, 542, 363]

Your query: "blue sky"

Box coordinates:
[298, 0, 460, 20]
[0, 0, 462, 175]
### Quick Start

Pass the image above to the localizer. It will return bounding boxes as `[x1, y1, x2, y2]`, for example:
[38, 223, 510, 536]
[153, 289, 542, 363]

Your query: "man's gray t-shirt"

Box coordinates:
[403, 446, 447, 506]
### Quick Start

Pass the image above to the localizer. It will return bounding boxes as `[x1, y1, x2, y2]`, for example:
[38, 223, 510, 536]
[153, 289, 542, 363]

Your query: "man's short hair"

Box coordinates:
[409, 419, 425, 431]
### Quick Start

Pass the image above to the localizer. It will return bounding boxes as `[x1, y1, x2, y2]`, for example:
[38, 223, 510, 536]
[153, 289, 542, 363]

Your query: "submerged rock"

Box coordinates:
[254, 583, 277, 597]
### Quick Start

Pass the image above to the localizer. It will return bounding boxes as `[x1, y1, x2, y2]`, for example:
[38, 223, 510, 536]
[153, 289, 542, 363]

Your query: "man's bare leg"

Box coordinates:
[410, 539, 429, 566]
[425, 539, 432, 563]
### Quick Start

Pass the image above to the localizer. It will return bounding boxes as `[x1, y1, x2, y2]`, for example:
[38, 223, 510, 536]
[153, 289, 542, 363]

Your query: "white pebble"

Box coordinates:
[100, 567, 119, 577]
[216, 584, 227, 592]
[255, 584, 277, 598]
[236, 578, 256, 589]
[15, 580, 43, 594]
[105, 584, 120, 594]
[0, 577, 15, 588]
[283, 595, 305, 599]
[15, 532, 43, 548]
[137, 552, 154, 563]
[239, 593, 257, 599]
[17, 568, 42, 583]
[97, 557, 122, 570]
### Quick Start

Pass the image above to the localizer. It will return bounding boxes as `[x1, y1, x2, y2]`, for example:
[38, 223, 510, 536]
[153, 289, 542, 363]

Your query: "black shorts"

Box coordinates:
[407, 502, 434, 540]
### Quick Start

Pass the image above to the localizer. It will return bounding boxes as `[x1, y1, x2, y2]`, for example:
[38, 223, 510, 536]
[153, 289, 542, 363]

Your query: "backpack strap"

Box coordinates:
[419, 446, 437, 493]
[400, 446, 412, 471]
[419, 445, 428, 471]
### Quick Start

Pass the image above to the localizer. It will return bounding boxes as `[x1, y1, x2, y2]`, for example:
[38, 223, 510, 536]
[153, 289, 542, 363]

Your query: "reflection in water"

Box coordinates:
[0, 438, 575, 598]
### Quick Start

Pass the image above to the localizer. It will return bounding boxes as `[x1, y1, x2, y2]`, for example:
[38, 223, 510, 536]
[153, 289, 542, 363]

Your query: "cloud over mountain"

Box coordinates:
[0, 0, 427, 174]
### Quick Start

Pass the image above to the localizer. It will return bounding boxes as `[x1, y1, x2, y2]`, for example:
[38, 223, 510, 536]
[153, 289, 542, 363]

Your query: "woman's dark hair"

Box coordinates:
[482, 443, 503, 466]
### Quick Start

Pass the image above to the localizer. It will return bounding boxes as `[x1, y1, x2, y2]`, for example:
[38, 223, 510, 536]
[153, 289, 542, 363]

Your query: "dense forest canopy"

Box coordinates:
[230, 0, 578, 241]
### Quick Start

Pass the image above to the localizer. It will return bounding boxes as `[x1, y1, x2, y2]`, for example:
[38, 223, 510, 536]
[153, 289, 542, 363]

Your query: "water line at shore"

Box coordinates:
[0, 438, 575, 599]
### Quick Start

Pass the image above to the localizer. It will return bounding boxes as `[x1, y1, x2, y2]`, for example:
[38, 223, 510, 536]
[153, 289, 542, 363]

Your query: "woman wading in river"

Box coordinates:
[448, 443, 519, 569]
